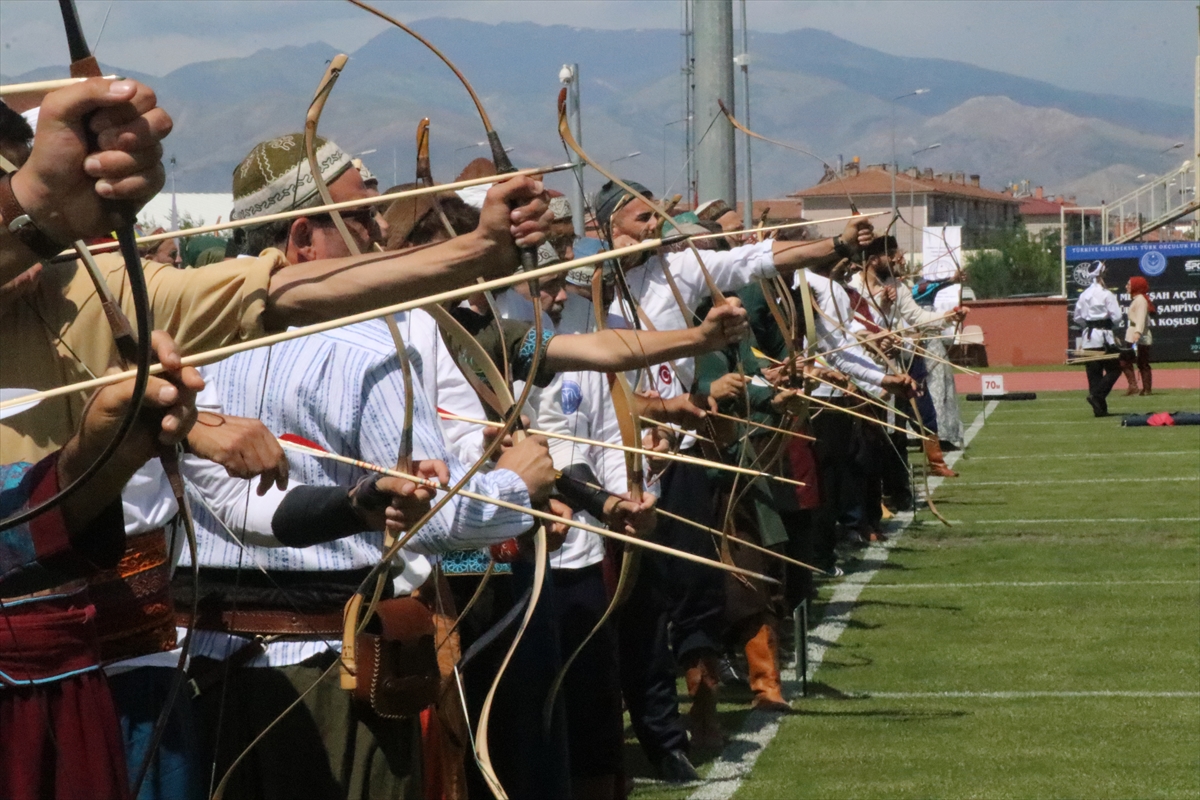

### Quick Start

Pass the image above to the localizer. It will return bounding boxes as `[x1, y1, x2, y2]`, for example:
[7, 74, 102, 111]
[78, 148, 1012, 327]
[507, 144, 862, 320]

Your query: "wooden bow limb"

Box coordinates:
[437, 412, 807, 487]
[59, 162, 577, 256]
[556, 89, 727, 308]
[844, 302, 954, 530]
[541, 268, 646, 732]
[0, 74, 120, 95]
[0, 236, 676, 415]
[297, 55, 423, 697]
[43, 6, 193, 796]
[558, 90, 754, 565]
[718, 99, 861, 214]
[703, 409, 817, 442]
[275, 438, 781, 585]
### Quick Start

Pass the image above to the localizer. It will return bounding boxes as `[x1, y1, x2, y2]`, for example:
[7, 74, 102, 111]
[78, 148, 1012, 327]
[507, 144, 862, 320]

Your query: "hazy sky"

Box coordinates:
[1, 1, 1193, 107]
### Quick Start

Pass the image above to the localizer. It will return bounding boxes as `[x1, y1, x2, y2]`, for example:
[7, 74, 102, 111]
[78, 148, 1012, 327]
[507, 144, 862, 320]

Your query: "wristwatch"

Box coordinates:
[0, 172, 68, 260]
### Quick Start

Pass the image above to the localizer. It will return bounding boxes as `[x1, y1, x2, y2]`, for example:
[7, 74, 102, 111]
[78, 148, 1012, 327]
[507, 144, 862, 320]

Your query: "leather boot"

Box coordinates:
[923, 438, 958, 478]
[684, 655, 725, 750]
[1139, 367, 1152, 396]
[744, 623, 791, 713]
[1122, 363, 1140, 395]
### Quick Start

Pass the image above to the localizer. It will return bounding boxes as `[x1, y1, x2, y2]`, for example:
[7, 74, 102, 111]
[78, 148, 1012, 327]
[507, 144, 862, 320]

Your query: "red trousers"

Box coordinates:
[0, 588, 129, 800]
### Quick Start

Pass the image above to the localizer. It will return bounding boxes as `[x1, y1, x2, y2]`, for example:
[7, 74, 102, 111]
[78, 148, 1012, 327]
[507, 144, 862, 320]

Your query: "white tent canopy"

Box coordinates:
[137, 192, 233, 232]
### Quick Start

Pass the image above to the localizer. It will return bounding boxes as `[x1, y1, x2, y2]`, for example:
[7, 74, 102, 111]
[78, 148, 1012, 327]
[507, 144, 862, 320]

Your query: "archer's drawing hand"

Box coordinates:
[545, 498, 573, 551]
[372, 460, 447, 534]
[187, 412, 289, 495]
[881, 373, 919, 399]
[482, 415, 530, 459]
[636, 390, 708, 429]
[603, 492, 657, 538]
[770, 387, 806, 415]
[708, 373, 750, 403]
[642, 427, 673, 475]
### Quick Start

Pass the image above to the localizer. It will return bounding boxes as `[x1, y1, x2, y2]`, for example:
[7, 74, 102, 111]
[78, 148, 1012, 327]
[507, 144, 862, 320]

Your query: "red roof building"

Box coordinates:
[790, 163, 1020, 251]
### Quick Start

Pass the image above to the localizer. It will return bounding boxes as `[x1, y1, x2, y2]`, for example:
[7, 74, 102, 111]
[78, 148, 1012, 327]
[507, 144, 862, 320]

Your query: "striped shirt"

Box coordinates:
[180, 318, 533, 665]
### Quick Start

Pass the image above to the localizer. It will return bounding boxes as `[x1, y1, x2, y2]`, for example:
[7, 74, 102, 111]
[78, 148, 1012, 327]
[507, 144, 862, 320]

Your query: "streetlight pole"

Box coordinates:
[737, 0, 753, 230]
[891, 88, 929, 215]
[610, 151, 642, 166]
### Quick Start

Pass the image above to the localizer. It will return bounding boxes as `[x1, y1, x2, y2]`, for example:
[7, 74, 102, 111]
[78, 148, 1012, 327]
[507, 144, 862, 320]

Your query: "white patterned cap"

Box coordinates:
[231, 133, 352, 221]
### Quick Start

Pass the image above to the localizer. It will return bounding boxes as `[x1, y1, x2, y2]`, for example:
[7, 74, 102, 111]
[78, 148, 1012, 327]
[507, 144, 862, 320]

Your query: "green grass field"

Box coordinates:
[629, 387, 1200, 800]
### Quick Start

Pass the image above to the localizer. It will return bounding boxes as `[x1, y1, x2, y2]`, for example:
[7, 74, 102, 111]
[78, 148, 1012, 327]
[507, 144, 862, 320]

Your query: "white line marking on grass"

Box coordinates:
[866, 580, 1199, 589]
[964, 476, 1199, 487]
[972, 517, 1200, 524]
[970, 451, 1199, 460]
[838, 690, 1200, 699]
[687, 401, 999, 800]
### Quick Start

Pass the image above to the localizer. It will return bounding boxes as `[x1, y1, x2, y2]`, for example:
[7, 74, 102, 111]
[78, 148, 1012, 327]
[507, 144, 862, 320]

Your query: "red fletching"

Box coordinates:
[280, 433, 325, 451]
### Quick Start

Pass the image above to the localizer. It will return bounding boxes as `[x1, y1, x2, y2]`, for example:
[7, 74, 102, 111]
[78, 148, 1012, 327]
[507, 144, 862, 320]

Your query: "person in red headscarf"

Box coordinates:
[1124, 276, 1156, 395]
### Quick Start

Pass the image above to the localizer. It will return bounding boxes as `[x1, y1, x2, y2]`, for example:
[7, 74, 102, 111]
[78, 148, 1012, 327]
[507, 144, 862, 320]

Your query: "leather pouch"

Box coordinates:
[350, 596, 440, 719]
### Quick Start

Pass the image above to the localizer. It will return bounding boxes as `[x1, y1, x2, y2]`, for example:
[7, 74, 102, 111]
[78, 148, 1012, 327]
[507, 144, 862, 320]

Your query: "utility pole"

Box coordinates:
[694, 0, 736, 207]
[738, 0, 752, 230]
[560, 63, 585, 238]
[682, 0, 697, 206]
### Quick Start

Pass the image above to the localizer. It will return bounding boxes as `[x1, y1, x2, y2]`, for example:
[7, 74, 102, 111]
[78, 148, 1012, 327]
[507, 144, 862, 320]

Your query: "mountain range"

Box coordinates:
[4, 19, 1190, 208]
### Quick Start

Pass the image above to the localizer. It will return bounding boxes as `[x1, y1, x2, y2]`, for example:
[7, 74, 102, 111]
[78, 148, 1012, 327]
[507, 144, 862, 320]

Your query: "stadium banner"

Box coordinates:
[1065, 242, 1200, 362]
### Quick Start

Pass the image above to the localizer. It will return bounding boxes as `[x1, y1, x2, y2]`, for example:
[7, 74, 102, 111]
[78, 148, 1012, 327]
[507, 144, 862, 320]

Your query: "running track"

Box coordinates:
[955, 367, 1200, 393]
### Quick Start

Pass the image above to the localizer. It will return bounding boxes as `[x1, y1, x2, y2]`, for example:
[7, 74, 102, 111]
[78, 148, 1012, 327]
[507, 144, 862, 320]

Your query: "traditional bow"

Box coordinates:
[0, 0, 153, 532]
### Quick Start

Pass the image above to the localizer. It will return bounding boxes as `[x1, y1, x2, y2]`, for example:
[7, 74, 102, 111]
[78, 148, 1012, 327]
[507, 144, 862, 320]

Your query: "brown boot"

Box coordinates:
[744, 623, 791, 713]
[684, 655, 725, 749]
[923, 438, 959, 478]
[1139, 367, 1152, 396]
[1122, 363, 1140, 395]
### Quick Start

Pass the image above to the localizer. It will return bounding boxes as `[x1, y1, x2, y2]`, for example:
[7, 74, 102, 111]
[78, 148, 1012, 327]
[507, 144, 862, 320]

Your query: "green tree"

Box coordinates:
[966, 226, 1060, 298]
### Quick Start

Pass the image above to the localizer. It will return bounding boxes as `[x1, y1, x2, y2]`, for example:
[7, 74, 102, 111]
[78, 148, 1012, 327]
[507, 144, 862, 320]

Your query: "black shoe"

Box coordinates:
[1087, 395, 1107, 417]
[657, 749, 700, 782]
[716, 655, 748, 688]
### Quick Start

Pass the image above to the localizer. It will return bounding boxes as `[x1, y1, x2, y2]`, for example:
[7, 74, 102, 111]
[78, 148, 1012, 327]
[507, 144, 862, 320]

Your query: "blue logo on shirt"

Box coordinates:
[1139, 250, 1167, 277]
[561, 380, 582, 415]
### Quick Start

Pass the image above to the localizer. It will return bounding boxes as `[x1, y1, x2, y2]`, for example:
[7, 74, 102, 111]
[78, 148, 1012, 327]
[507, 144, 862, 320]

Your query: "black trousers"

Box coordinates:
[1084, 350, 1122, 405]
[452, 561, 571, 800]
[619, 459, 725, 764]
[554, 564, 623, 780]
[811, 403, 863, 568]
[880, 431, 914, 509]
[851, 409, 891, 533]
